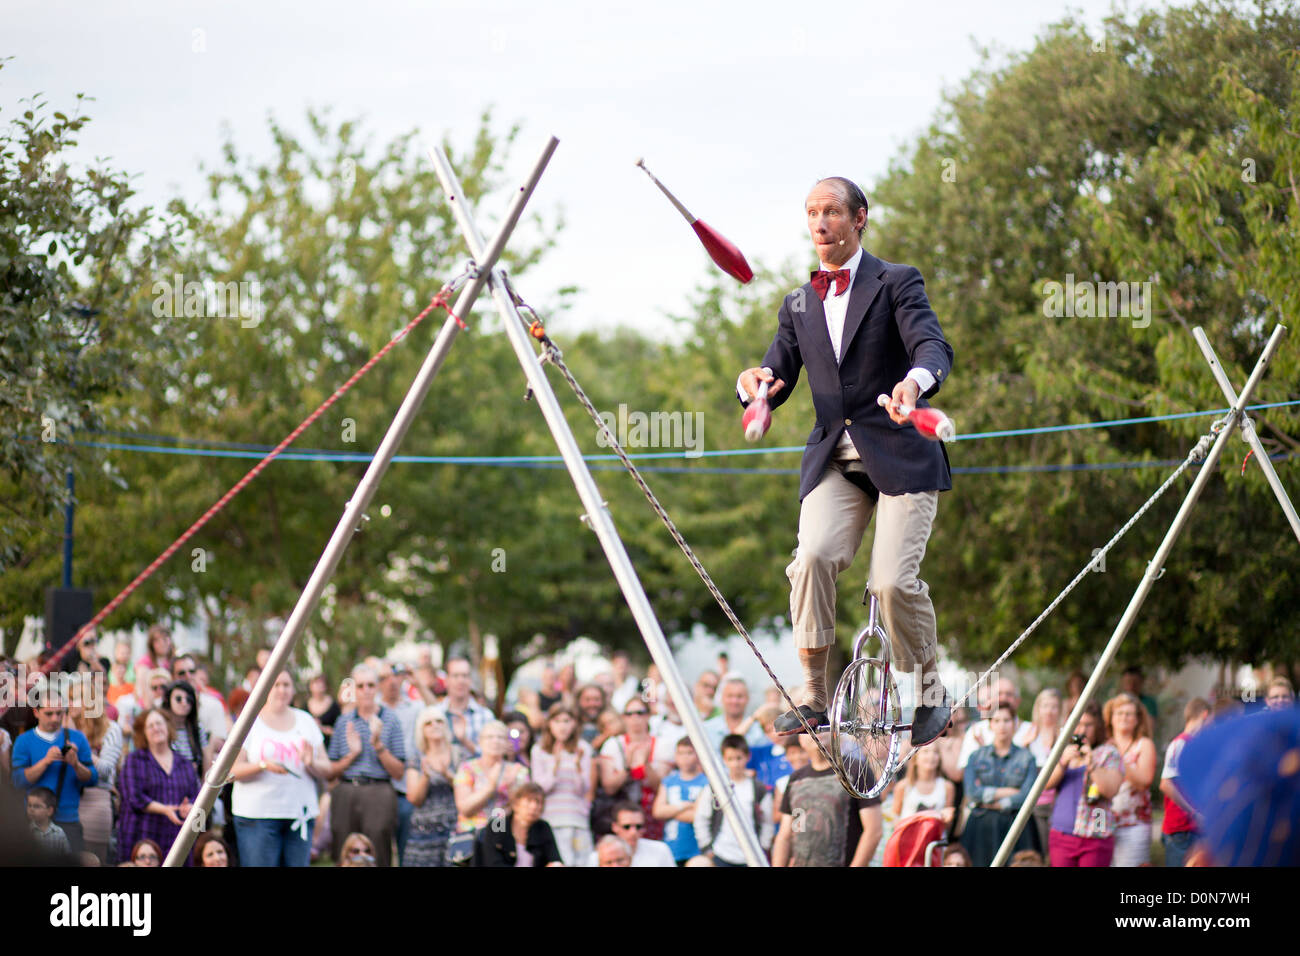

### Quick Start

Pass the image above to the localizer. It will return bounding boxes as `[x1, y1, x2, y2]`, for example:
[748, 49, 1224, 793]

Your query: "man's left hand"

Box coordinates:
[886, 379, 920, 425]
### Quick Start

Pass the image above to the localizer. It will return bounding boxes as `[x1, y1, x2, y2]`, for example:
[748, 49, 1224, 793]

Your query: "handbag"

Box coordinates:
[446, 828, 476, 866]
[448, 762, 504, 866]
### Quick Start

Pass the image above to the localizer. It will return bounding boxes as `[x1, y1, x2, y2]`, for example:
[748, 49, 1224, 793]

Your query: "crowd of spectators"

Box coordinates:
[1, 631, 1296, 868]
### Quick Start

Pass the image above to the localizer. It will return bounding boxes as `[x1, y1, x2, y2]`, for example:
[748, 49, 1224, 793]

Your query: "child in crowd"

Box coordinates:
[27, 787, 70, 856]
[653, 737, 709, 864]
[693, 734, 772, 866]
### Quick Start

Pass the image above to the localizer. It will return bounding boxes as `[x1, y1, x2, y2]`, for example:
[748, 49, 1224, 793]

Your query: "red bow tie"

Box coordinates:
[810, 269, 851, 300]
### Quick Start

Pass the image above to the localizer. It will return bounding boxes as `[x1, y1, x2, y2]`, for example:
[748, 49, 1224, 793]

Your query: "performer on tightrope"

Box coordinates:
[737, 176, 955, 747]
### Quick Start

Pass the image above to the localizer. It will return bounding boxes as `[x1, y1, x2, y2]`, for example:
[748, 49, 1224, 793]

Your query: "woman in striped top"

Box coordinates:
[529, 703, 593, 867]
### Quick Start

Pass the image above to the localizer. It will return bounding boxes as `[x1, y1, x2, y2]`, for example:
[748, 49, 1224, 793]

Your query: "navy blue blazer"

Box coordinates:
[747, 251, 954, 500]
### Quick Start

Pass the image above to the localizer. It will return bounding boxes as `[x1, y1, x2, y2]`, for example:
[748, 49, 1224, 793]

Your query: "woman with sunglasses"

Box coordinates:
[337, 832, 377, 867]
[403, 706, 463, 867]
[599, 700, 670, 841]
[230, 671, 330, 866]
[163, 680, 208, 780]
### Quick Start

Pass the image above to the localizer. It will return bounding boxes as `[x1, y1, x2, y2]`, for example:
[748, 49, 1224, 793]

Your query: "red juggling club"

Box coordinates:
[876, 394, 956, 442]
[635, 158, 754, 284]
[742, 380, 772, 442]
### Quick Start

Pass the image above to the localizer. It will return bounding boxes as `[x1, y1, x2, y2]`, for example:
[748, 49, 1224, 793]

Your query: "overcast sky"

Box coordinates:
[6, 0, 1135, 340]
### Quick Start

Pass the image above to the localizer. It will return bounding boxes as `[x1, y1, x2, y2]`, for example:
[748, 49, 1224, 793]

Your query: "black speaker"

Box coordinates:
[44, 587, 94, 670]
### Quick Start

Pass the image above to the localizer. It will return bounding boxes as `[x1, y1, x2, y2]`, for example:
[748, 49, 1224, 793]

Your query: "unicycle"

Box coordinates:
[828, 594, 906, 799]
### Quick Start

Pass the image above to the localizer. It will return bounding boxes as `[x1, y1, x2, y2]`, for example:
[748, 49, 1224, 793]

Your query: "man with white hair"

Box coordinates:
[701, 674, 767, 755]
[326, 664, 407, 866]
[594, 834, 632, 867]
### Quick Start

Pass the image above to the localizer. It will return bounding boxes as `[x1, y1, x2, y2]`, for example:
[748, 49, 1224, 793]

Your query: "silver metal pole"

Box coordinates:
[1191, 325, 1299, 544]
[990, 325, 1287, 867]
[164, 139, 559, 867]
[426, 144, 769, 867]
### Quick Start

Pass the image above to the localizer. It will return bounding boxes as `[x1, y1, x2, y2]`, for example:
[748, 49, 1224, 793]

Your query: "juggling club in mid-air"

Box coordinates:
[876, 393, 956, 442]
[635, 158, 753, 284]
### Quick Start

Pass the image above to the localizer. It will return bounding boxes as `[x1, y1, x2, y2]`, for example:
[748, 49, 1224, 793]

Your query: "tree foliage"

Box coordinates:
[0, 63, 182, 579]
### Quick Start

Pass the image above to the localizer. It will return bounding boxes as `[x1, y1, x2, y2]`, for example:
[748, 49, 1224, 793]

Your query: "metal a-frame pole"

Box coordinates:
[990, 324, 1288, 868]
[164, 139, 559, 867]
[426, 144, 769, 867]
[1191, 325, 1299, 544]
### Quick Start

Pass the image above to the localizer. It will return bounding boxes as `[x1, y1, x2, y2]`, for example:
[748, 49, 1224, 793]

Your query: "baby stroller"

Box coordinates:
[882, 814, 948, 867]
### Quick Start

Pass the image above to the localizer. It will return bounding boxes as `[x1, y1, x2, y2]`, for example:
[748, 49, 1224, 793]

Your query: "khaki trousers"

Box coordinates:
[785, 460, 939, 672]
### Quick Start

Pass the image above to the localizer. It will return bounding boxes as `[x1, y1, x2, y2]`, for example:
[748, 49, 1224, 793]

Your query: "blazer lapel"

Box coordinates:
[839, 252, 885, 362]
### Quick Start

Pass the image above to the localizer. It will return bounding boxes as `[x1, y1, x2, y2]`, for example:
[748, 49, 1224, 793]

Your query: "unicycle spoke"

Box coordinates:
[830, 657, 901, 799]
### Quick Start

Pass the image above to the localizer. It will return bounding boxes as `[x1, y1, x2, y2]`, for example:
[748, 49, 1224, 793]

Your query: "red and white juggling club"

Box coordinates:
[877, 394, 956, 442]
[743, 380, 772, 442]
[635, 158, 754, 284]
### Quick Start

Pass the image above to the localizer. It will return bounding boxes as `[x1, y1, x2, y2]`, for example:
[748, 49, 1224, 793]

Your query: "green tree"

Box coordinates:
[0, 69, 182, 614]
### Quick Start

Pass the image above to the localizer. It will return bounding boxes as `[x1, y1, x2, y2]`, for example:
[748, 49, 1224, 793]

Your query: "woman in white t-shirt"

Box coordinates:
[230, 671, 330, 866]
[891, 746, 955, 824]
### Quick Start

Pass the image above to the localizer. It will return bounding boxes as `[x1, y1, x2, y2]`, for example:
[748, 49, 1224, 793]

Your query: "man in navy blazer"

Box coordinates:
[738, 176, 954, 746]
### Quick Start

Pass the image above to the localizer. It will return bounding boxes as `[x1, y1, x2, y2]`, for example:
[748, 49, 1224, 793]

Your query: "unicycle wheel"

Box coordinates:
[830, 657, 902, 799]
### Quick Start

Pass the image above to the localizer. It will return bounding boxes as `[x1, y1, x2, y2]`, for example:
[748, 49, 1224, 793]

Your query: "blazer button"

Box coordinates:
[844, 418, 852, 426]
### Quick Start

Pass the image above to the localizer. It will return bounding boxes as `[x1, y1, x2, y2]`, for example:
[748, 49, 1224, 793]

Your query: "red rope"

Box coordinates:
[42, 286, 465, 674]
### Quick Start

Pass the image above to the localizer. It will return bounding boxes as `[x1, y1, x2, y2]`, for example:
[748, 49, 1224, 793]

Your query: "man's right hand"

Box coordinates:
[739, 367, 785, 402]
[345, 723, 364, 757]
